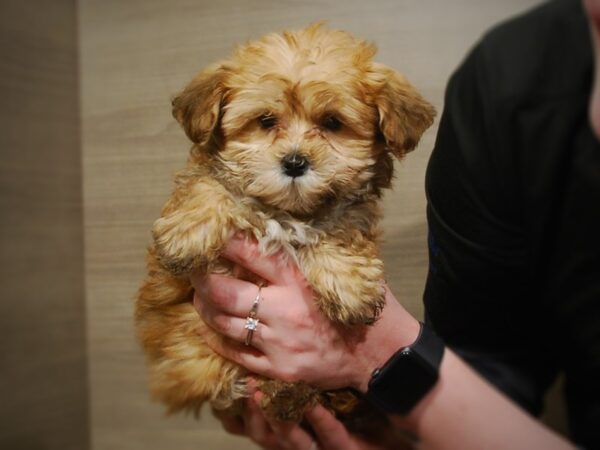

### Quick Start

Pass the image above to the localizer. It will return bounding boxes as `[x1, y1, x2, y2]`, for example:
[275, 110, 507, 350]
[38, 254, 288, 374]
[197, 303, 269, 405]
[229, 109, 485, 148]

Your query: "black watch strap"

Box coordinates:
[365, 322, 445, 415]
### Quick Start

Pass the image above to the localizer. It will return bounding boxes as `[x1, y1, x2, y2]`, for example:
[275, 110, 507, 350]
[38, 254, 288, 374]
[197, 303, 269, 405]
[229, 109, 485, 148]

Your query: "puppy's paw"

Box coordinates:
[152, 212, 228, 276]
[318, 271, 385, 326]
[300, 241, 386, 326]
[258, 379, 319, 422]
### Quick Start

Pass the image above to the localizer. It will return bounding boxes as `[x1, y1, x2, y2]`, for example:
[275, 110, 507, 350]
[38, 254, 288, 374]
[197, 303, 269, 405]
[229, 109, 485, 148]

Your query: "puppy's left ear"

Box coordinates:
[172, 63, 229, 146]
[371, 65, 436, 158]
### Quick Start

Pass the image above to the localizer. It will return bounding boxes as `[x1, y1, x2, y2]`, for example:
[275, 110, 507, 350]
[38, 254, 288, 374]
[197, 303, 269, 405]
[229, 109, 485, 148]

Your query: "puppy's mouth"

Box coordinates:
[252, 166, 333, 216]
[224, 151, 340, 215]
[268, 180, 322, 216]
[275, 152, 336, 215]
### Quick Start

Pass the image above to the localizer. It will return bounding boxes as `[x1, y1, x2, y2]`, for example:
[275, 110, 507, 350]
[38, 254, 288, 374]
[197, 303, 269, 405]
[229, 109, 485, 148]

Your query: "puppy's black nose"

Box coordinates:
[281, 153, 309, 178]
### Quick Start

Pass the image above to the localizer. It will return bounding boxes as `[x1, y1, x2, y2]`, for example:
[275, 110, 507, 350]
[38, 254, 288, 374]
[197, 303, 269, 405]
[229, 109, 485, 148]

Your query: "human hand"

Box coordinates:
[214, 386, 387, 450]
[191, 235, 420, 392]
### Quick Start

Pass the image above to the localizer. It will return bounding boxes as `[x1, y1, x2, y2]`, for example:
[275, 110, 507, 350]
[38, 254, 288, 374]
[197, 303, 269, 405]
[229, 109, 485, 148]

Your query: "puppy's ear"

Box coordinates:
[371, 64, 436, 158]
[172, 64, 228, 145]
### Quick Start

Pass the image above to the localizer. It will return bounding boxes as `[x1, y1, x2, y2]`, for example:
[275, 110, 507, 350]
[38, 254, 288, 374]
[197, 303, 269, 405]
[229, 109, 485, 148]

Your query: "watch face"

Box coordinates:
[371, 347, 437, 399]
[401, 348, 439, 377]
[380, 348, 437, 391]
[366, 325, 444, 415]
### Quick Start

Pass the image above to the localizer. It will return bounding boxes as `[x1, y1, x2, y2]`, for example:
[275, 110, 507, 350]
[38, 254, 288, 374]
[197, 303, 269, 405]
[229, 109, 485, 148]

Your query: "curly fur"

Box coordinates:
[136, 23, 434, 437]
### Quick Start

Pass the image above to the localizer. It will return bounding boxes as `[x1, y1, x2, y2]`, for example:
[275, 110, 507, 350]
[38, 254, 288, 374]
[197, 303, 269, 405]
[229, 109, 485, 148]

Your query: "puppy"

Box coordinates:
[136, 23, 434, 434]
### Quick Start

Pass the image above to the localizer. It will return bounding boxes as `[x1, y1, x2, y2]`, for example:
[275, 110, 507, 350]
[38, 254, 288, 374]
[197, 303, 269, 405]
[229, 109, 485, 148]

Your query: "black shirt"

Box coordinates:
[424, 0, 600, 446]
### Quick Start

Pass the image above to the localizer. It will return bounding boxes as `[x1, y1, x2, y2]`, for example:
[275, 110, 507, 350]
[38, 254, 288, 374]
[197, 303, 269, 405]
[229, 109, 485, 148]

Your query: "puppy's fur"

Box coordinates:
[136, 23, 434, 434]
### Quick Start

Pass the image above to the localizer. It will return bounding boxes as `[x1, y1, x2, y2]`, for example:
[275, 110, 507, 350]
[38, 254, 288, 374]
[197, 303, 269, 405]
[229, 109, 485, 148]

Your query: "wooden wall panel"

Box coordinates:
[79, 1, 550, 449]
[0, 1, 89, 449]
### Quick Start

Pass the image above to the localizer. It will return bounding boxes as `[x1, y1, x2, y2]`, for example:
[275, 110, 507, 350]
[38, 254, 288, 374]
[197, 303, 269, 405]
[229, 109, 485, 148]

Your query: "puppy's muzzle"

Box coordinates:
[281, 153, 310, 178]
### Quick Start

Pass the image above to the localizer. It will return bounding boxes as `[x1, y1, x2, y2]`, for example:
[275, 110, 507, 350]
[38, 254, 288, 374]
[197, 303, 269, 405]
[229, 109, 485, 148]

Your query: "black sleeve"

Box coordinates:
[423, 43, 558, 415]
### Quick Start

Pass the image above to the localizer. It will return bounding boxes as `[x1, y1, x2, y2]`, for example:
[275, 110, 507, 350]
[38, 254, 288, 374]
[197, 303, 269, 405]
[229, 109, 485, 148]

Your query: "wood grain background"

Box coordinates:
[80, 1, 552, 449]
[4, 1, 567, 449]
[0, 1, 89, 449]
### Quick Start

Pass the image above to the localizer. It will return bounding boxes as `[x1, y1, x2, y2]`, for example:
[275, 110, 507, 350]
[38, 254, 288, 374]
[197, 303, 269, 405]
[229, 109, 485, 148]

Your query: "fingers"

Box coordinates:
[197, 305, 272, 351]
[215, 390, 280, 449]
[212, 408, 245, 436]
[222, 235, 296, 285]
[200, 312, 268, 350]
[305, 404, 358, 450]
[256, 391, 316, 450]
[193, 272, 294, 328]
[193, 276, 274, 350]
[199, 328, 275, 378]
[216, 391, 353, 450]
[192, 273, 261, 318]
[243, 394, 280, 449]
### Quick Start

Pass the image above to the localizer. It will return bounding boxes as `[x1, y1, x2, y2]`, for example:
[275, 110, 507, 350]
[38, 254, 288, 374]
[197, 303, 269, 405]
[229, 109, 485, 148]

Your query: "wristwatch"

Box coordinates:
[365, 322, 445, 415]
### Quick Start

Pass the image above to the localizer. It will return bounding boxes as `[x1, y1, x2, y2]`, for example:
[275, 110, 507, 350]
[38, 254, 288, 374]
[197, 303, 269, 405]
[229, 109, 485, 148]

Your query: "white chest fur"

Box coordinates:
[256, 216, 323, 257]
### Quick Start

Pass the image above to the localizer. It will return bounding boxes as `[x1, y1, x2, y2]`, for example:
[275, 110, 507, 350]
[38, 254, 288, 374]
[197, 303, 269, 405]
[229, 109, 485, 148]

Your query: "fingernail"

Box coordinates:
[246, 376, 257, 390]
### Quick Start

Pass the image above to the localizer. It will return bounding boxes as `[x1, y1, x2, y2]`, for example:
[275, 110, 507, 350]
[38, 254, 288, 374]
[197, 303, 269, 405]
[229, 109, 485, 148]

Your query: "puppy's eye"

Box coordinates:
[321, 115, 342, 131]
[259, 114, 277, 129]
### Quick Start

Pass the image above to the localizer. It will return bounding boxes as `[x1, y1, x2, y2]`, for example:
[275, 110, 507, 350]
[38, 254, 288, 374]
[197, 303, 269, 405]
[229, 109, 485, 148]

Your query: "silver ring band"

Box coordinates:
[244, 284, 263, 346]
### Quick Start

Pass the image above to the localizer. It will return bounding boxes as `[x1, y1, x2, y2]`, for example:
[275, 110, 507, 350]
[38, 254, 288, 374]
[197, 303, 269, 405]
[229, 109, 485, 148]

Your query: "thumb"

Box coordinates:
[305, 404, 358, 450]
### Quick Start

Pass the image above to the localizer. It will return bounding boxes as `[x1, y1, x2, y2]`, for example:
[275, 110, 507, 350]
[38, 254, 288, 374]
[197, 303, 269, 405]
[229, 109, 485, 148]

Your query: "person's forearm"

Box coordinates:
[349, 286, 422, 393]
[390, 349, 574, 450]
[195, 250, 575, 450]
[346, 287, 574, 449]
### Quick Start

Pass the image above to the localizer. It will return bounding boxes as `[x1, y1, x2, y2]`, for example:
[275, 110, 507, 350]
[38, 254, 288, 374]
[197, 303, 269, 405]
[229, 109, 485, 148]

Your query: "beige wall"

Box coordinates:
[5, 1, 566, 450]
[79, 1, 548, 449]
[0, 1, 89, 449]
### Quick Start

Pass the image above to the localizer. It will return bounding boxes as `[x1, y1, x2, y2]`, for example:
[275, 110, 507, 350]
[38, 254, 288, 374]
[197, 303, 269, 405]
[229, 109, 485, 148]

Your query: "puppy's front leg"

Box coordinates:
[152, 178, 235, 275]
[298, 236, 385, 326]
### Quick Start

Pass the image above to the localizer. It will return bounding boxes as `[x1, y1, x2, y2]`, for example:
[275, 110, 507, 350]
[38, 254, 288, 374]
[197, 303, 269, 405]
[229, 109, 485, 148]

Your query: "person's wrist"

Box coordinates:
[352, 286, 421, 393]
